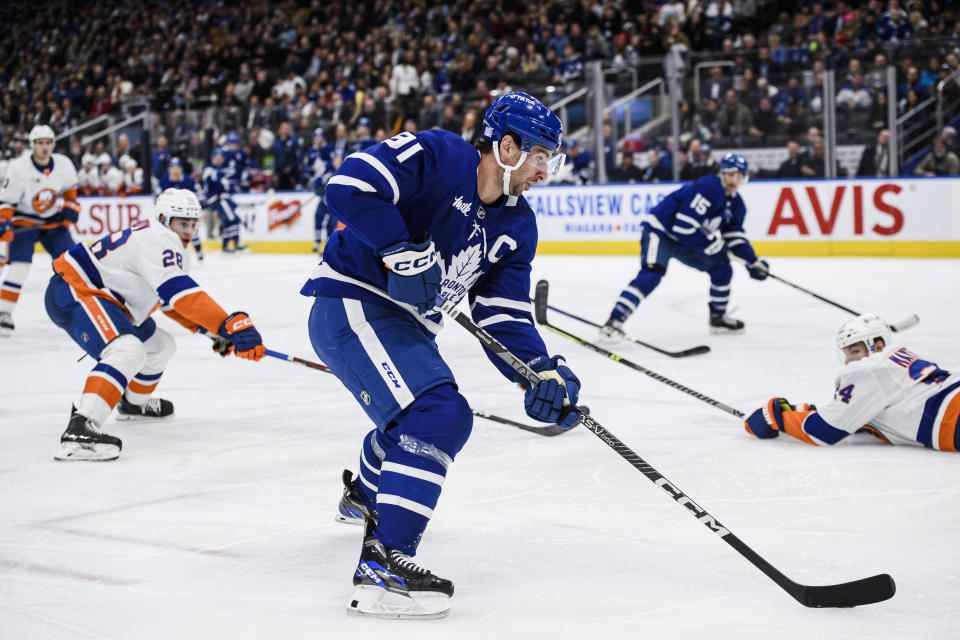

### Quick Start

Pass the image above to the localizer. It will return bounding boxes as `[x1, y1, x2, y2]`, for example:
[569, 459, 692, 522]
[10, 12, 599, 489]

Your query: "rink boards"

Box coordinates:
[68, 177, 960, 257]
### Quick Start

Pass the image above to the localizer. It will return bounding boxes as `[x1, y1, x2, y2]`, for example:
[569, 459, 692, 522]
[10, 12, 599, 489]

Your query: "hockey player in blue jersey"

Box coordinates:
[221, 131, 249, 192]
[602, 152, 769, 337]
[202, 148, 247, 254]
[157, 158, 203, 261]
[349, 116, 378, 154]
[301, 91, 579, 619]
[302, 128, 333, 253]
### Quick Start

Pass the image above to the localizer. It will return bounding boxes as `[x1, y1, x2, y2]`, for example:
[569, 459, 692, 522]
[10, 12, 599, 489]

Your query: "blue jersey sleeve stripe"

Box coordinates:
[327, 175, 377, 194]
[157, 275, 200, 305]
[803, 412, 850, 445]
[477, 313, 533, 329]
[350, 152, 400, 204]
[675, 213, 701, 229]
[471, 295, 532, 313]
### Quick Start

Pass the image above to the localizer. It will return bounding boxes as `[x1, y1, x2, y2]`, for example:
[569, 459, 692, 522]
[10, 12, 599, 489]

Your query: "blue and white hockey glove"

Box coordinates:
[523, 355, 581, 428]
[747, 258, 770, 281]
[379, 232, 443, 314]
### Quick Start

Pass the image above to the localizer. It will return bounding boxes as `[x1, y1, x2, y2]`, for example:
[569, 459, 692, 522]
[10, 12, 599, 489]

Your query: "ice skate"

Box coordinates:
[336, 469, 378, 525]
[709, 305, 745, 334]
[347, 524, 453, 619]
[116, 395, 174, 420]
[0, 311, 13, 337]
[599, 317, 625, 342]
[55, 413, 122, 461]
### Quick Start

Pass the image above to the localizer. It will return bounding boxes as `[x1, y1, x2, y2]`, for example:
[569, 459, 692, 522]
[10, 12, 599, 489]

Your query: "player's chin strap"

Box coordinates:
[492, 143, 526, 204]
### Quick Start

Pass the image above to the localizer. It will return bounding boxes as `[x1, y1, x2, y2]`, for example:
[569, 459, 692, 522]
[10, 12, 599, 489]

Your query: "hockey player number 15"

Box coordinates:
[690, 193, 711, 215]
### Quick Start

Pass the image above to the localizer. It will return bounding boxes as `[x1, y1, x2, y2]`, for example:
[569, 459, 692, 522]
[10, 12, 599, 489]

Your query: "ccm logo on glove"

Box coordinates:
[227, 315, 254, 332]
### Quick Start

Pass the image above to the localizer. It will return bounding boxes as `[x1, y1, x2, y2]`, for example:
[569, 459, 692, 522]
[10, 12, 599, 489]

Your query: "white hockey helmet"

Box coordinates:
[836, 313, 892, 357]
[81, 152, 96, 167]
[155, 188, 202, 222]
[29, 124, 56, 145]
[97, 153, 112, 166]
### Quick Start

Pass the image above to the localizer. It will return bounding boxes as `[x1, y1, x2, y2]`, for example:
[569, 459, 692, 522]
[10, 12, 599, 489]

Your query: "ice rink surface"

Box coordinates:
[1, 251, 957, 639]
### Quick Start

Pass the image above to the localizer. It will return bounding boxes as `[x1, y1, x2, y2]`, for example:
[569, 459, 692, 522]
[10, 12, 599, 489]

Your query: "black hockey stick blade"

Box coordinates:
[543, 302, 710, 357]
[797, 573, 896, 608]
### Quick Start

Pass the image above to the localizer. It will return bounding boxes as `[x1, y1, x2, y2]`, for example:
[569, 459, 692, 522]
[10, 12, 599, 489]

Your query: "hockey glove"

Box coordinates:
[218, 312, 265, 361]
[747, 258, 770, 281]
[59, 200, 82, 225]
[701, 228, 724, 256]
[744, 397, 816, 439]
[379, 232, 443, 314]
[0, 216, 11, 242]
[523, 355, 581, 428]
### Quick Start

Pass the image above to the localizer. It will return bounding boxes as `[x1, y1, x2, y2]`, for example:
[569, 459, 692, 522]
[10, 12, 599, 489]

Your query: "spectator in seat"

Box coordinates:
[752, 97, 780, 139]
[609, 152, 643, 183]
[857, 129, 892, 177]
[640, 149, 671, 182]
[716, 89, 754, 140]
[777, 140, 806, 178]
[565, 140, 593, 184]
[914, 137, 960, 176]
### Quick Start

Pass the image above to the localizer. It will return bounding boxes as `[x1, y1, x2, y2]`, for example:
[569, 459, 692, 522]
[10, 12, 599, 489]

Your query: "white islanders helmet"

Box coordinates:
[155, 188, 202, 222]
[29, 124, 56, 146]
[836, 313, 892, 357]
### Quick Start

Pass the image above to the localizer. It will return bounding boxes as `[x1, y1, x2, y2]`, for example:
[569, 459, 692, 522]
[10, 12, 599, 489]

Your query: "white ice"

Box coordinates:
[1, 252, 957, 640]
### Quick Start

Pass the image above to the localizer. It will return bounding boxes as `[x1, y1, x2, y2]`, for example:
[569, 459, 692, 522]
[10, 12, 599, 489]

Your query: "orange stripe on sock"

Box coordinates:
[0, 289, 19, 302]
[128, 380, 158, 395]
[83, 376, 123, 408]
[937, 393, 960, 452]
[78, 295, 118, 342]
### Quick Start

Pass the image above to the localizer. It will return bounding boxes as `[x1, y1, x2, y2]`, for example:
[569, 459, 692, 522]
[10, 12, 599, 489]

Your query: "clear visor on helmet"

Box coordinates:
[526, 147, 566, 176]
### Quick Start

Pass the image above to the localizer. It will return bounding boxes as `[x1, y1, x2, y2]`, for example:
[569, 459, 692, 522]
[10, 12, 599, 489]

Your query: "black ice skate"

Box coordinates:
[55, 413, 122, 461]
[116, 395, 174, 420]
[709, 305, 745, 333]
[0, 311, 13, 336]
[336, 469, 379, 526]
[347, 524, 453, 619]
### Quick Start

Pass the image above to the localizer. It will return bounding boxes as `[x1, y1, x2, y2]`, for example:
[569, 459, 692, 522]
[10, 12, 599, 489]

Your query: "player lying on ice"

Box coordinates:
[745, 313, 960, 451]
[300, 91, 580, 619]
[45, 188, 266, 461]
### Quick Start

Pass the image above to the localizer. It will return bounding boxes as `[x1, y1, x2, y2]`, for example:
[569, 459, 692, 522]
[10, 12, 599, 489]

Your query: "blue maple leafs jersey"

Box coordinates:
[221, 148, 248, 191]
[301, 129, 548, 381]
[644, 174, 757, 262]
[201, 165, 229, 207]
[302, 144, 331, 192]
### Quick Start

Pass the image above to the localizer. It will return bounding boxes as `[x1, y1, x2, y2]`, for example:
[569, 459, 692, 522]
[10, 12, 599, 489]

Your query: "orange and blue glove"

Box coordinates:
[0, 215, 12, 242]
[217, 312, 265, 361]
[744, 397, 816, 439]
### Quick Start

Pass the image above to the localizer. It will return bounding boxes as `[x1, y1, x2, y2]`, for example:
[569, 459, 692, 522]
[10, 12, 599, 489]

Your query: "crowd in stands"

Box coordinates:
[1, 0, 959, 190]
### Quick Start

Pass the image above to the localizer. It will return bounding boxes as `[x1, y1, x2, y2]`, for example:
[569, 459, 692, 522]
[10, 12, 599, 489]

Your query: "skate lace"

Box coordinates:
[144, 397, 162, 414]
[388, 550, 428, 575]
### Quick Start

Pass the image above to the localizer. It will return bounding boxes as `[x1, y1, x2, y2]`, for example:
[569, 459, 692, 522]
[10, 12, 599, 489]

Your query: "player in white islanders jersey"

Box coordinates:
[0, 125, 81, 335]
[745, 313, 960, 451]
[44, 188, 266, 461]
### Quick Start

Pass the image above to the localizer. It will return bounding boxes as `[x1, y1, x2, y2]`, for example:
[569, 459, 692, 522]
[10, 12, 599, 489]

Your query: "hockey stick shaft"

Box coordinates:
[732, 256, 918, 333]
[440, 297, 895, 608]
[195, 329, 562, 436]
[544, 302, 710, 357]
[534, 282, 744, 418]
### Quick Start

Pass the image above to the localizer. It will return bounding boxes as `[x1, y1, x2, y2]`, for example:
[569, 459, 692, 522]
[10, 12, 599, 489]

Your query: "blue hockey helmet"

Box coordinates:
[719, 152, 748, 175]
[313, 127, 325, 139]
[168, 157, 183, 168]
[357, 116, 371, 129]
[225, 131, 240, 145]
[481, 91, 563, 154]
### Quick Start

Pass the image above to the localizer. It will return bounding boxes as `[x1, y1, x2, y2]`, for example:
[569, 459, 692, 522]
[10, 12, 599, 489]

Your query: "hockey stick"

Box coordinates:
[195, 329, 567, 437]
[533, 281, 744, 418]
[733, 257, 919, 333]
[439, 296, 896, 608]
[543, 301, 710, 358]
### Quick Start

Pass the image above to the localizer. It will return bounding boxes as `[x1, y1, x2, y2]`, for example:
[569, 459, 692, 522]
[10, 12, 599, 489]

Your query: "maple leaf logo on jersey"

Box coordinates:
[437, 244, 484, 303]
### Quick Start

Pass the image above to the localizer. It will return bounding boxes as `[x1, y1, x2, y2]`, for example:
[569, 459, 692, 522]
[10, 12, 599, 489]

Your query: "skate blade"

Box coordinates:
[346, 585, 450, 620]
[115, 412, 174, 422]
[54, 441, 120, 462]
[334, 513, 366, 525]
[709, 326, 744, 335]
